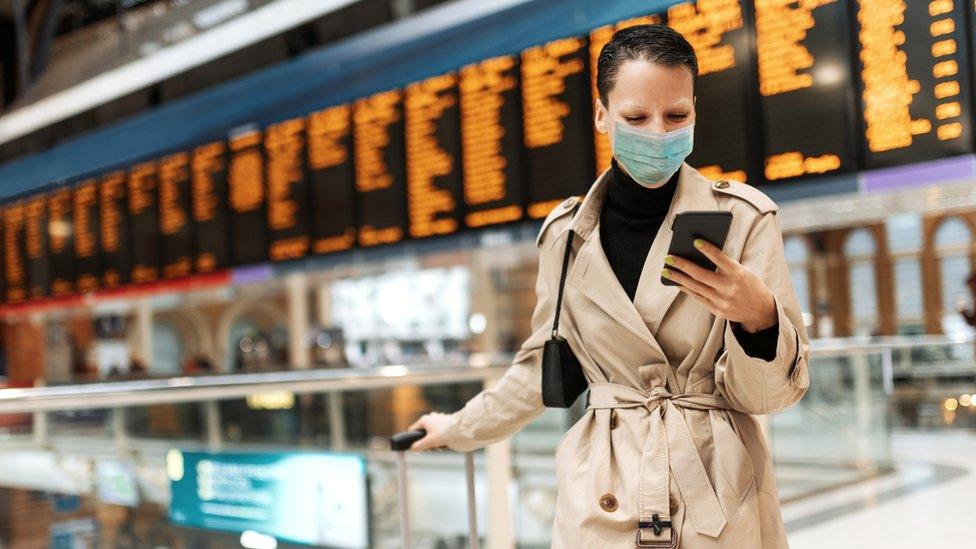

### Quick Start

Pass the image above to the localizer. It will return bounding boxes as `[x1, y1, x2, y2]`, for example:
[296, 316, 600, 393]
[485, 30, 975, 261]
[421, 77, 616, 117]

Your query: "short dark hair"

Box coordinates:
[596, 24, 698, 108]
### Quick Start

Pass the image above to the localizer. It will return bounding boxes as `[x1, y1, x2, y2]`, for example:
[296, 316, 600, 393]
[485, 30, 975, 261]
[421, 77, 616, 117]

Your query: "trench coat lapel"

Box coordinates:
[556, 162, 720, 368]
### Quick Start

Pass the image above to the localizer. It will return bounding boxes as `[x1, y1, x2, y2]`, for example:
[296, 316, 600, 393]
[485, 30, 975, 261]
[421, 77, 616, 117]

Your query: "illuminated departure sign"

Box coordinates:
[266, 118, 310, 261]
[228, 129, 268, 264]
[853, 0, 973, 167]
[48, 187, 74, 296]
[459, 55, 525, 228]
[307, 104, 357, 254]
[353, 89, 407, 247]
[191, 141, 230, 273]
[521, 36, 594, 218]
[668, 0, 758, 183]
[159, 152, 194, 279]
[73, 179, 99, 292]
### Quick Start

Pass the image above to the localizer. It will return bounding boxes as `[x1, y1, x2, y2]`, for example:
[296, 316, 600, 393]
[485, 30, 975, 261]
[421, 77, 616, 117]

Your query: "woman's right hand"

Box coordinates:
[406, 411, 454, 451]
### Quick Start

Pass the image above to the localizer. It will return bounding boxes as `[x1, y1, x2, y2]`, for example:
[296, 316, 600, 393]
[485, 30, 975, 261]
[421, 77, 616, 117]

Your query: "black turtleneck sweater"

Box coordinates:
[599, 158, 779, 360]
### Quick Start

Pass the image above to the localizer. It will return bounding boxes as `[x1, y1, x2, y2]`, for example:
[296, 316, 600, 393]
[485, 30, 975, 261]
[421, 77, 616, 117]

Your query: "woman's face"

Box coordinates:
[594, 58, 696, 150]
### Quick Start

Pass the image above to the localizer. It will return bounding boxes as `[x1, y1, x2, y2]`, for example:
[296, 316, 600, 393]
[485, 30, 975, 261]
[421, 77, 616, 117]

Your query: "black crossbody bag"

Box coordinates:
[541, 201, 588, 408]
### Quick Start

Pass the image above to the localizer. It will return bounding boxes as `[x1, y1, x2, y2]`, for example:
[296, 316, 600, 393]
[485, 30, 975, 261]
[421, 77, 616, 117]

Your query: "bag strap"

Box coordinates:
[551, 198, 582, 338]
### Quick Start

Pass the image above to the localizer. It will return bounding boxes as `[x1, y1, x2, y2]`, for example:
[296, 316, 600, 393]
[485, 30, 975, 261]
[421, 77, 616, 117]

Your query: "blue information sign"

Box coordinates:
[168, 449, 369, 548]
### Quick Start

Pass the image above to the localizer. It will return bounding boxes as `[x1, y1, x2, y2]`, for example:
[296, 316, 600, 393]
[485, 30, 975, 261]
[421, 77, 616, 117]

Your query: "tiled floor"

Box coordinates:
[782, 430, 976, 548]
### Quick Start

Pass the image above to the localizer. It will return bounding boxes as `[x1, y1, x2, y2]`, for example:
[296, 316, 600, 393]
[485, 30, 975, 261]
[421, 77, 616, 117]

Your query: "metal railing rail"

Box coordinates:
[0, 334, 971, 414]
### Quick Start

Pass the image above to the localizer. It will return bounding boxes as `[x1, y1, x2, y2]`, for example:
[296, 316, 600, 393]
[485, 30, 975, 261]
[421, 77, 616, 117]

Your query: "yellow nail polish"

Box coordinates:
[693, 238, 704, 249]
[664, 255, 675, 265]
[661, 268, 670, 278]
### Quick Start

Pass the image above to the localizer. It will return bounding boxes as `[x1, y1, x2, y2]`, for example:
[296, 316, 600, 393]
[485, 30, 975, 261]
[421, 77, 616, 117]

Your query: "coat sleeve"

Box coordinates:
[714, 210, 811, 416]
[437, 232, 561, 452]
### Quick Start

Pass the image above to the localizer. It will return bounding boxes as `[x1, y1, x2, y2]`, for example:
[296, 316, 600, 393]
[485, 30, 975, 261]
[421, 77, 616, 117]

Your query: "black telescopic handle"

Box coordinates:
[551, 200, 582, 337]
[390, 429, 427, 452]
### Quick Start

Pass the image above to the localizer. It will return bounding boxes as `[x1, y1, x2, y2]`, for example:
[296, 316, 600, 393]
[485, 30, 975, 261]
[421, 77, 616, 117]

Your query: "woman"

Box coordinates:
[408, 24, 810, 548]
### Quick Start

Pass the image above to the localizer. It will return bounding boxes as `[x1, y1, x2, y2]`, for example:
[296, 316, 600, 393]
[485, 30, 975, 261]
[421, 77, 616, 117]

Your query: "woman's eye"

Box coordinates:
[625, 117, 645, 123]
[670, 114, 688, 120]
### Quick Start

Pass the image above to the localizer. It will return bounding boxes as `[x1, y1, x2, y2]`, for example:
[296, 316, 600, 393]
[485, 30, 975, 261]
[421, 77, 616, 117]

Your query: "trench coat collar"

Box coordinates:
[557, 161, 720, 368]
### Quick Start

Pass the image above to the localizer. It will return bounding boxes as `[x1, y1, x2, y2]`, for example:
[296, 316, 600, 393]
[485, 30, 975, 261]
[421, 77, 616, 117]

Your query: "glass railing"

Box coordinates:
[0, 335, 971, 548]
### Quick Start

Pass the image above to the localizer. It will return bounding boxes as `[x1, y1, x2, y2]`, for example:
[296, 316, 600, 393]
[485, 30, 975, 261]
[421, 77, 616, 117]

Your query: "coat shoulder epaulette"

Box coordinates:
[710, 179, 778, 214]
[535, 196, 579, 247]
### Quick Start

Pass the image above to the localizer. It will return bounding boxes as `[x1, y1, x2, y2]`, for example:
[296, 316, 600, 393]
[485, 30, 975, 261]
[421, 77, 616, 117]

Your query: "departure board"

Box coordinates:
[3, 201, 26, 303]
[353, 89, 407, 246]
[589, 14, 662, 177]
[668, 0, 759, 183]
[756, 0, 856, 181]
[99, 170, 129, 288]
[228, 129, 269, 264]
[128, 160, 161, 283]
[853, 0, 973, 168]
[265, 117, 310, 261]
[191, 141, 230, 273]
[73, 178, 99, 292]
[459, 55, 525, 228]
[307, 104, 357, 254]
[405, 72, 463, 238]
[48, 187, 74, 296]
[158, 152, 194, 278]
[25, 194, 49, 300]
[521, 36, 595, 218]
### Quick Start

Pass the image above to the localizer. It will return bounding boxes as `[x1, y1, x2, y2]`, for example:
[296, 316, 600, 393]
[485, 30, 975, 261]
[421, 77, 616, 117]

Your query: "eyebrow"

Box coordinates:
[619, 99, 694, 110]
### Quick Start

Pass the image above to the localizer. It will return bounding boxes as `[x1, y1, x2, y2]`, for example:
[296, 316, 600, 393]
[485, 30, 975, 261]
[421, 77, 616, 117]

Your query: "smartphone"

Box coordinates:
[661, 211, 733, 286]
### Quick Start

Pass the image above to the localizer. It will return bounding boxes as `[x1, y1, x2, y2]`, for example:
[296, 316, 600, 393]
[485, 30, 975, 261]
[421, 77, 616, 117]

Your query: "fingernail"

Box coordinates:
[661, 268, 670, 278]
[664, 255, 675, 265]
[693, 238, 704, 249]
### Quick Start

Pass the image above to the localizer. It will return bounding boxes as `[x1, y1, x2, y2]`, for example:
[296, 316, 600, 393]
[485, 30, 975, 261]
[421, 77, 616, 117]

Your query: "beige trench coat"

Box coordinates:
[438, 161, 811, 548]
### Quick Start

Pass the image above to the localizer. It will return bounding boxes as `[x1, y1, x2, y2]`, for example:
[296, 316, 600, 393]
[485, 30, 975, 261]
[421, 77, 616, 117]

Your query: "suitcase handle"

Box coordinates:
[390, 427, 481, 549]
[390, 429, 427, 452]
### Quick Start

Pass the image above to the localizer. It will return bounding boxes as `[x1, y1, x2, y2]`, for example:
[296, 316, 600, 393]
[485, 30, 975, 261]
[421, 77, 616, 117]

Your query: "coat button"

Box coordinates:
[562, 197, 575, 208]
[715, 180, 730, 189]
[608, 409, 618, 430]
[669, 493, 679, 515]
[599, 493, 618, 512]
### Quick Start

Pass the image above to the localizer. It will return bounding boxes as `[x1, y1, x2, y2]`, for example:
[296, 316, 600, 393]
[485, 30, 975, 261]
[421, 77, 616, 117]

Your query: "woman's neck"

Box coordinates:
[604, 158, 678, 219]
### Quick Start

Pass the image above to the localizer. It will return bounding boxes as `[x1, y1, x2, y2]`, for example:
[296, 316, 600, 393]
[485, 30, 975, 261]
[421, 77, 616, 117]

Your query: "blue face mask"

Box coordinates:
[611, 121, 695, 187]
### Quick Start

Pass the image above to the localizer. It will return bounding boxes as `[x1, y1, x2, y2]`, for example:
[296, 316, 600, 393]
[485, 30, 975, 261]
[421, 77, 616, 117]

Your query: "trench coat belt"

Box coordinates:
[585, 381, 732, 539]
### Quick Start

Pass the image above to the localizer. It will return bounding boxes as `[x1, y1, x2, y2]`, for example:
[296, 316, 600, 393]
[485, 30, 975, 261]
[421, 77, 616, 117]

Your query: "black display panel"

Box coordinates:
[754, 0, 857, 181]
[228, 129, 269, 265]
[73, 178, 99, 292]
[159, 152, 194, 279]
[3, 201, 27, 303]
[48, 187, 74, 296]
[307, 104, 357, 254]
[25, 193, 49, 300]
[589, 14, 663, 177]
[128, 160, 161, 283]
[405, 72, 463, 238]
[99, 170, 130, 288]
[853, 0, 973, 168]
[352, 89, 407, 247]
[667, 1, 760, 184]
[191, 141, 230, 273]
[459, 55, 526, 228]
[521, 36, 595, 218]
[265, 117, 310, 261]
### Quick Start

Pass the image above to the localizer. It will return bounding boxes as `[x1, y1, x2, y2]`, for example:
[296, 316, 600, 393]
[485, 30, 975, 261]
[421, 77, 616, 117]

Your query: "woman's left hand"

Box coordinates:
[662, 238, 777, 333]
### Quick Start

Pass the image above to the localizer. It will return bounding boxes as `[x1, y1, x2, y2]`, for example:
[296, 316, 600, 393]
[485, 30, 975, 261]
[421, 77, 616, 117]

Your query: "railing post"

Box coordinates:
[327, 392, 346, 450]
[112, 408, 128, 452]
[33, 410, 48, 448]
[204, 401, 222, 451]
[881, 347, 894, 395]
[483, 370, 513, 549]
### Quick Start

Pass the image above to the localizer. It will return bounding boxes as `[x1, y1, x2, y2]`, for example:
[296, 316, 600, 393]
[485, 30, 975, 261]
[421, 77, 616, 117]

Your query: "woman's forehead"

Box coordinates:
[608, 59, 694, 108]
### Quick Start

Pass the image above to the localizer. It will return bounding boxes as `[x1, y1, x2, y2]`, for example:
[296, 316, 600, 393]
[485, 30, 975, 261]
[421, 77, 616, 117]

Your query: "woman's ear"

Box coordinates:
[594, 98, 608, 134]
